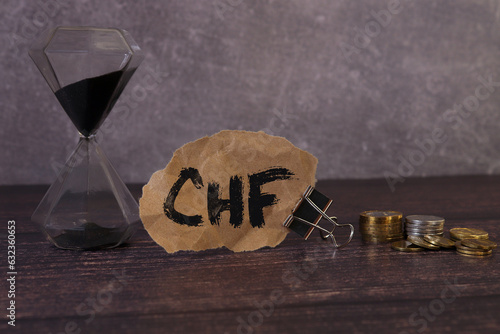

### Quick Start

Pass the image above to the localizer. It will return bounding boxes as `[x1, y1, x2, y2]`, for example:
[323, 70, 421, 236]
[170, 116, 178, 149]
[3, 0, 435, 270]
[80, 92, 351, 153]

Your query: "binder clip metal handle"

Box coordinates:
[283, 186, 354, 248]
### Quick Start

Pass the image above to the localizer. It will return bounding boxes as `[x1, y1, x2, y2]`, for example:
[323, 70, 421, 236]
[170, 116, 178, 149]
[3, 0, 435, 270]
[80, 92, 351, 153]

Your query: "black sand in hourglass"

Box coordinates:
[55, 70, 129, 137]
[46, 222, 131, 250]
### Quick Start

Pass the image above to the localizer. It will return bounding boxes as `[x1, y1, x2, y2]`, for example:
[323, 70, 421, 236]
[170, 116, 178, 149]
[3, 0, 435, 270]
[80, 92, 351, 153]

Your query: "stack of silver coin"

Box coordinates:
[404, 215, 445, 237]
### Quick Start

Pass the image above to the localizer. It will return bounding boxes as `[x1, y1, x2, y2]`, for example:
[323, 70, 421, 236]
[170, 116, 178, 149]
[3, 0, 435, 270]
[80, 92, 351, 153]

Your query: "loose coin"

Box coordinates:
[423, 235, 455, 248]
[391, 240, 425, 252]
[457, 252, 492, 258]
[455, 241, 492, 254]
[449, 228, 488, 240]
[456, 247, 492, 256]
[461, 238, 497, 250]
[407, 235, 440, 250]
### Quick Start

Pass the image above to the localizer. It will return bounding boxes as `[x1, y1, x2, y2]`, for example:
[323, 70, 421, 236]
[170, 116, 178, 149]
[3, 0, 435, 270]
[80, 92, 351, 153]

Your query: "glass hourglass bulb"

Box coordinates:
[29, 27, 144, 250]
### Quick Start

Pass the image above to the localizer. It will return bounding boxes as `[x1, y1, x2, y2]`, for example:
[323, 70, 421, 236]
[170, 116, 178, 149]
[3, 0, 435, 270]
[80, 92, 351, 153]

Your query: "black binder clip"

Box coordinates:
[283, 186, 354, 248]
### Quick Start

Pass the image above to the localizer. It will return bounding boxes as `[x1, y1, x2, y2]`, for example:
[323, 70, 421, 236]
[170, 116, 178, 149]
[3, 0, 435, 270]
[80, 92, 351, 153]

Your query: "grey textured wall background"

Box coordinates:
[1, 0, 500, 185]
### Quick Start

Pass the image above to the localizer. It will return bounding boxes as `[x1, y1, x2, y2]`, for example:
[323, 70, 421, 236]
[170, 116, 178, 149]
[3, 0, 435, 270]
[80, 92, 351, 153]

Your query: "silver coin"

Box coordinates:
[405, 225, 443, 229]
[405, 215, 445, 224]
[405, 222, 444, 228]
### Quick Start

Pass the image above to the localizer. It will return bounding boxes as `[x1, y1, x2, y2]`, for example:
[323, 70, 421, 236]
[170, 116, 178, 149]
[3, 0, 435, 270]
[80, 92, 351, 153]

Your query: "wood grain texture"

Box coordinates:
[0, 176, 499, 333]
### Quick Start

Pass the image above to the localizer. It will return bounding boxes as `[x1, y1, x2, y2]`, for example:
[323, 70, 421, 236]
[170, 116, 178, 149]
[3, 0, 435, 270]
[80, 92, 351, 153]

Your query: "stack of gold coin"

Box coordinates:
[404, 215, 444, 237]
[359, 210, 403, 243]
[450, 228, 488, 241]
[449, 227, 495, 257]
[455, 239, 497, 257]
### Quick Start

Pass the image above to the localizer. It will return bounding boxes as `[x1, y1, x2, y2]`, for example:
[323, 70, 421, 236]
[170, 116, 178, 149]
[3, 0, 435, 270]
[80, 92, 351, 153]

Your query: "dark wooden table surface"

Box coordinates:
[1, 175, 499, 334]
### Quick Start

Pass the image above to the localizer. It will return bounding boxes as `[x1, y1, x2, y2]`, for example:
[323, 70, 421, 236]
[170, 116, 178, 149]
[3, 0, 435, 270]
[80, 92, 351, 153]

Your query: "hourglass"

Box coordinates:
[29, 27, 144, 250]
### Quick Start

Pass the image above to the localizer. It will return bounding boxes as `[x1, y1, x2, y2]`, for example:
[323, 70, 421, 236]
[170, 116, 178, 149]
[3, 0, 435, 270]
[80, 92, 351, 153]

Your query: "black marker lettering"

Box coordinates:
[248, 167, 294, 228]
[207, 175, 244, 227]
[163, 167, 204, 226]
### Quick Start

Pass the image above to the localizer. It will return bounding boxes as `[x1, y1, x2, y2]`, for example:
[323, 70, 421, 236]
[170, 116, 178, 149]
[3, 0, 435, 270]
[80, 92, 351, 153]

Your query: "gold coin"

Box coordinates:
[362, 238, 391, 244]
[361, 231, 403, 236]
[456, 247, 492, 256]
[360, 210, 402, 222]
[461, 238, 497, 250]
[360, 225, 402, 231]
[362, 234, 404, 239]
[423, 235, 455, 248]
[407, 235, 440, 250]
[360, 218, 401, 224]
[455, 241, 473, 249]
[450, 232, 488, 240]
[362, 235, 404, 240]
[457, 252, 493, 258]
[363, 232, 399, 237]
[360, 210, 403, 218]
[362, 236, 403, 243]
[360, 227, 402, 233]
[449, 228, 488, 240]
[455, 241, 491, 251]
[391, 240, 425, 252]
[451, 233, 488, 241]
[360, 220, 401, 226]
